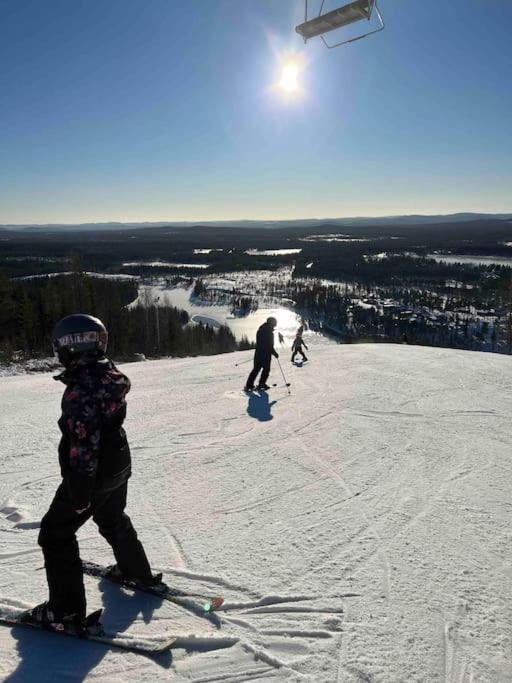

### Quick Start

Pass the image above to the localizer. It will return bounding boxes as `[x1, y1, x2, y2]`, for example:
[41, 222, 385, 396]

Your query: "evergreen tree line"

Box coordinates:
[192, 279, 258, 317]
[293, 253, 489, 286]
[0, 273, 242, 362]
[244, 275, 509, 353]
[287, 280, 511, 353]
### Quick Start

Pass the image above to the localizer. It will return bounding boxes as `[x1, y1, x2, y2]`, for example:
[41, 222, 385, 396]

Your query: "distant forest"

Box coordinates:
[2, 218, 512, 283]
[2, 218, 512, 361]
[0, 271, 243, 363]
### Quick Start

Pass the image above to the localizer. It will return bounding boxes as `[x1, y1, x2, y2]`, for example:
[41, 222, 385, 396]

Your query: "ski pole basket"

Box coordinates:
[295, 0, 384, 48]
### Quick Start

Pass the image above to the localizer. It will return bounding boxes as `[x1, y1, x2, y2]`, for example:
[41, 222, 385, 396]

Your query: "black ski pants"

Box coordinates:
[38, 481, 152, 618]
[246, 356, 271, 388]
[291, 349, 307, 362]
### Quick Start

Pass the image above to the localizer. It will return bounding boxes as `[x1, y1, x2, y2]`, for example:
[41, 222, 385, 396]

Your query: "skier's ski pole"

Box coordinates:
[235, 358, 252, 367]
[276, 357, 291, 395]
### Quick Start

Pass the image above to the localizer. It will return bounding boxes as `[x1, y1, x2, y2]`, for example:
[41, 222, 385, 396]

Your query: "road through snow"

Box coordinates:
[0, 340, 511, 681]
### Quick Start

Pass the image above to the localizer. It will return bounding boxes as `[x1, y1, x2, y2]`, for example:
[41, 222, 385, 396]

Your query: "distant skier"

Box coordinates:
[291, 328, 308, 363]
[26, 314, 154, 633]
[244, 316, 279, 391]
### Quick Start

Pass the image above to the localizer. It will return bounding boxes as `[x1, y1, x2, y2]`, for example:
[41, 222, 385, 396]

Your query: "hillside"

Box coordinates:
[2, 212, 512, 231]
[1, 340, 511, 681]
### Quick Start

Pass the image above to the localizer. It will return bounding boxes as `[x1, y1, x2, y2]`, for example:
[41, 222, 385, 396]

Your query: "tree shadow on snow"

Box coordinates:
[246, 391, 276, 422]
[4, 578, 172, 682]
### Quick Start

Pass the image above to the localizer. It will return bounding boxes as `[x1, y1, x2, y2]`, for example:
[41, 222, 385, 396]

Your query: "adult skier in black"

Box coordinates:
[26, 314, 154, 633]
[244, 316, 279, 391]
[291, 328, 308, 363]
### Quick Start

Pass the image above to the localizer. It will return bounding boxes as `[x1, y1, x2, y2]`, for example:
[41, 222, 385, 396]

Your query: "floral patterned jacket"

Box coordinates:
[55, 358, 132, 507]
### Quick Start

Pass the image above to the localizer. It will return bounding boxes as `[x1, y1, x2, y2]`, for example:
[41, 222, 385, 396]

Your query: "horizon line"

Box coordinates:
[2, 210, 512, 228]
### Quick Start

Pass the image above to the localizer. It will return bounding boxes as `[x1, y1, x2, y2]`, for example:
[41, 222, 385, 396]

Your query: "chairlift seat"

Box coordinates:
[296, 0, 384, 48]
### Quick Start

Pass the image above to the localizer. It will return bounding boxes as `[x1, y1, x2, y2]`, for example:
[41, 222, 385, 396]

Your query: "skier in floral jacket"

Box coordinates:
[28, 314, 154, 632]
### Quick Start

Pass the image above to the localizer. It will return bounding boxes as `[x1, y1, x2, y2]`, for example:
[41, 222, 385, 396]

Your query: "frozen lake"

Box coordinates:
[123, 261, 211, 269]
[130, 284, 303, 343]
[244, 249, 302, 256]
[428, 253, 512, 268]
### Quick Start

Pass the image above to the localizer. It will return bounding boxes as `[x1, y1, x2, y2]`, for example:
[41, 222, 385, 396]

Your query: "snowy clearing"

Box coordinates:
[129, 283, 303, 342]
[244, 249, 303, 256]
[1, 340, 511, 681]
[122, 262, 211, 269]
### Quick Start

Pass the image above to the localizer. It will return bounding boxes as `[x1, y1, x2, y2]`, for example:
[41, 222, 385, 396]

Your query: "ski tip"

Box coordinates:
[159, 637, 179, 652]
[203, 597, 224, 612]
[211, 597, 225, 610]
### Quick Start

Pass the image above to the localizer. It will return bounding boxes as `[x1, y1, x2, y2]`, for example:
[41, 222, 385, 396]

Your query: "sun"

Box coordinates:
[269, 49, 306, 100]
[279, 62, 300, 93]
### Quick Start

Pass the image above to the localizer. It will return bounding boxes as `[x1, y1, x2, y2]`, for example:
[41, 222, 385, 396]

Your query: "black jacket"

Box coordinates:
[55, 358, 132, 508]
[254, 322, 278, 361]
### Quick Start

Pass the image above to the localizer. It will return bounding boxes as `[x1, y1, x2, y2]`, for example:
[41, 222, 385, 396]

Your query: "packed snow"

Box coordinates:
[1, 339, 511, 681]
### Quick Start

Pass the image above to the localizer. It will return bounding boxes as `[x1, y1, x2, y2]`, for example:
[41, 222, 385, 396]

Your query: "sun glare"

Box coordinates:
[266, 40, 306, 100]
[280, 63, 300, 93]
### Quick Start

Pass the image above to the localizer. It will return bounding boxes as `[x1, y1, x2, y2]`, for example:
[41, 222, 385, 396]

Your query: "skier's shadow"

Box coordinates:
[97, 575, 221, 627]
[246, 390, 277, 422]
[4, 582, 172, 682]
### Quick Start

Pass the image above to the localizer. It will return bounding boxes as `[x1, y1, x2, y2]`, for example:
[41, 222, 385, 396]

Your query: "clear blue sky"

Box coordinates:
[1, 0, 511, 223]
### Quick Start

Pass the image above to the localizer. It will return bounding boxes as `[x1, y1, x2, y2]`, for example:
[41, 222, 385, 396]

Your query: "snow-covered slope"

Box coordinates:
[1, 341, 511, 682]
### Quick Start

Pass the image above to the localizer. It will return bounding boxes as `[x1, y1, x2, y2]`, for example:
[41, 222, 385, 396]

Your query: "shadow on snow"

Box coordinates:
[246, 391, 276, 422]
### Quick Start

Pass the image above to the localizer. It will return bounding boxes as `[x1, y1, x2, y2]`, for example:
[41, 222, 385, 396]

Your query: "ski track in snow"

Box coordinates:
[1, 341, 512, 681]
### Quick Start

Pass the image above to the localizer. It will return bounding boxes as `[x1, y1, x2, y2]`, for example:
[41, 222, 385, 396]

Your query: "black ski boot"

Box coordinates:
[257, 383, 270, 390]
[21, 602, 86, 634]
[106, 564, 162, 588]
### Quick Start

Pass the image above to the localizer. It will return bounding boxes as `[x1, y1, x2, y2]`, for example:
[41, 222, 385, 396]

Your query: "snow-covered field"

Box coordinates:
[1, 340, 511, 681]
[0, 357, 59, 378]
[131, 282, 302, 343]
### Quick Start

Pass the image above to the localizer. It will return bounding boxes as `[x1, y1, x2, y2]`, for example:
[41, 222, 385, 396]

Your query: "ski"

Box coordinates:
[244, 383, 290, 392]
[82, 561, 224, 613]
[0, 604, 175, 655]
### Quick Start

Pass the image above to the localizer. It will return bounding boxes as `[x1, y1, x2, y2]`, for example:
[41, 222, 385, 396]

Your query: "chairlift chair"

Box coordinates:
[296, 0, 384, 48]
